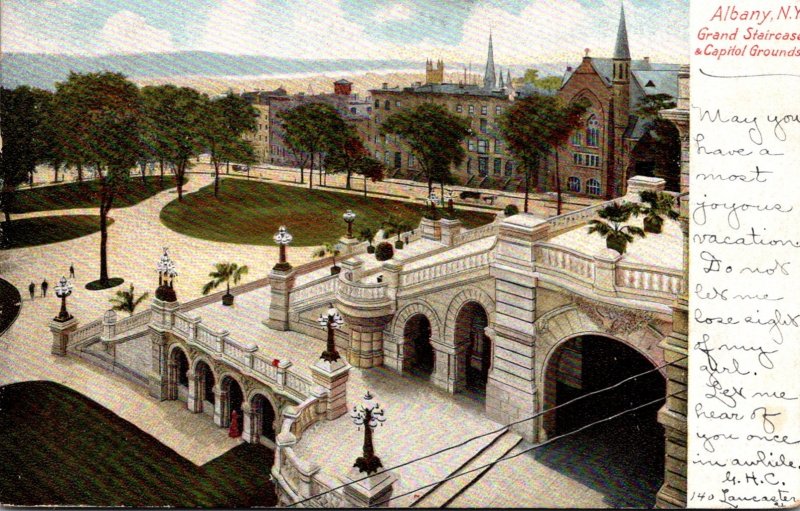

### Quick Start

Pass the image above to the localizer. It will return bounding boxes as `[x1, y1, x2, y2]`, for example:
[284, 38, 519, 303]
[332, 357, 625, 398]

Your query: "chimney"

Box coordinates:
[382, 82, 388, 89]
[566, 66, 573, 72]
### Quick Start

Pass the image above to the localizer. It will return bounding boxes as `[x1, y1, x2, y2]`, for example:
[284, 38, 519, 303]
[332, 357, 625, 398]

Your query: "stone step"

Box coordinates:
[412, 429, 523, 508]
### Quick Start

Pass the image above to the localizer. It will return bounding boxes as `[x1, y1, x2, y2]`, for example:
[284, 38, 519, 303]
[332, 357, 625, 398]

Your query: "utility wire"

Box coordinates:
[374, 390, 687, 507]
[287, 355, 686, 507]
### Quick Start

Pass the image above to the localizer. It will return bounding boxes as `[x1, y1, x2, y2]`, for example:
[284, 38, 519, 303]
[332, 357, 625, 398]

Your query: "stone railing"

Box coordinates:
[535, 243, 596, 286]
[616, 262, 684, 297]
[181, 276, 272, 311]
[67, 318, 103, 347]
[399, 248, 494, 288]
[545, 198, 617, 235]
[452, 220, 500, 245]
[113, 309, 152, 335]
[290, 275, 339, 307]
[170, 310, 313, 402]
[336, 280, 388, 303]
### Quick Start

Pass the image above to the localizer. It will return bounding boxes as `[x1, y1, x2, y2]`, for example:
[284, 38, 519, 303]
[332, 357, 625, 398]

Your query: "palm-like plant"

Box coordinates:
[637, 191, 680, 234]
[202, 262, 249, 306]
[587, 202, 646, 255]
[358, 227, 377, 254]
[109, 284, 150, 316]
[314, 242, 342, 275]
[383, 216, 413, 249]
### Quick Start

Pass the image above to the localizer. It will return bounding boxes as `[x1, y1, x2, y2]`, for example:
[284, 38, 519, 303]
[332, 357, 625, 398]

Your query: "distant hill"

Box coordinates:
[1, 52, 570, 91]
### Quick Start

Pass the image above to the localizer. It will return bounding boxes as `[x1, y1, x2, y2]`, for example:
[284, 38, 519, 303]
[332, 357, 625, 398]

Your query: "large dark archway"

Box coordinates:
[221, 376, 244, 434]
[169, 347, 190, 401]
[539, 335, 667, 507]
[455, 302, 491, 395]
[195, 360, 216, 415]
[402, 314, 434, 377]
[251, 394, 277, 444]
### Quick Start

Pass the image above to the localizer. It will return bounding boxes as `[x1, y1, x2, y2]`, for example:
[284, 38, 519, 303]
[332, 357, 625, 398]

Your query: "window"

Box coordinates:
[571, 131, 583, 146]
[504, 161, 514, 176]
[367, 107, 372, 113]
[567, 176, 581, 192]
[466, 157, 472, 174]
[468, 139, 476, 151]
[468, 104, 475, 115]
[587, 178, 601, 195]
[375, 100, 380, 108]
[350, 107, 357, 114]
[480, 105, 488, 115]
[394, 152, 402, 169]
[456, 104, 463, 113]
[573, 153, 600, 167]
[494, 139, 503, 154]
[375, 114, 381, 123]
[493, 158, 502, 175]
[478, 157, 489, 176]
[495, 105, 502, 115]
[479, 118, 488, 134]
[384, 100, 391, 110]
[395, 100, 401, 107]
[586, 116, 600, 147]
[384, 152, 391, 165]
[477, 139, 488, 154]
[386, 134, 393, 144]
[408, 154, 416, 169]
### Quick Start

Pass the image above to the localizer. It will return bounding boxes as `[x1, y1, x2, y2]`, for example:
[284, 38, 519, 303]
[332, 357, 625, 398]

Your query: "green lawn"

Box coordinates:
[0, 381, 277, 507]
[160, 178, 496, 246]
[2, 215, 111, 249]
[11, 176, 184, 213]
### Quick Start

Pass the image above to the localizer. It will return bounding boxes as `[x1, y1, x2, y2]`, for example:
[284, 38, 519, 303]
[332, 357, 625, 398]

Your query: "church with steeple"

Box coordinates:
[555, 5, 681, 198]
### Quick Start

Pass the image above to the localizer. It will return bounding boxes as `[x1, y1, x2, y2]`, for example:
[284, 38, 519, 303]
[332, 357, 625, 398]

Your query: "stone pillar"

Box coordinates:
[340, 468, 398, 508]
[50, 317, 78, 356]
[419, 217, 441, 241]
[593, 249, 622, 297]
[241, 401, 258, 443]
[187, 369, 202, 413]
[487, 213, 549, 443]
[213, 385, 226, 427]
[625, 175, 666, 198]
[346, 321, 390, 368]
[656, 64, 689, 509]
[266, 267, 295, 331]
[339, 235, 361, 255]
[311, 359, 351, 420]
[439, 218, 462, 246]
[147, 328, 170, 401]
[101, 309, 117, 342]
[167, 360, 179, 400]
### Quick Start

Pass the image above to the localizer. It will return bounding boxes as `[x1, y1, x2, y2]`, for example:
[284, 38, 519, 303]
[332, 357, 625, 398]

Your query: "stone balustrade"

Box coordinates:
[336, 279, 388, 303]
[290, 275, 339, 307]
[399, 249, 494, 288]
[452, 221, 500, 245]
[66, 318, 102, 347]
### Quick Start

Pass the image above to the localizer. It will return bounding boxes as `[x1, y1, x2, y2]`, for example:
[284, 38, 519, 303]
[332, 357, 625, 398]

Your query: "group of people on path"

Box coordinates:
[28, 264, 74, 300]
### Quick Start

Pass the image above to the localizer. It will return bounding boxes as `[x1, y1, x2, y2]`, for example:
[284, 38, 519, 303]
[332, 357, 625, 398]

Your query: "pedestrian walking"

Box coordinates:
[29, 282, 35, 301]
[69, 264, 75, 279]
[41, 279, 49, 298]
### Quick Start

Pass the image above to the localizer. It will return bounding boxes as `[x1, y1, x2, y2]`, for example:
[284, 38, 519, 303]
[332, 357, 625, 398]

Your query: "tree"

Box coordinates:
[0, 86, 51, 229]
[356, 156, 385, 198]
[587, 202, 645, 254]
[382, 215, 413, 249]
[52, 72, 142, 286]
[632, 93, 681, 191]
[381, 103, 470, 194]
[140, 85, 173, 185]
[515, 69, 562, 92]
[278, 102, 347, 190]
[545, 97, 590, 215]
[201, 262, 249, 306]
[325, 128, 367, 190]
[109, 284, 150, 316]
[206, 92, 258, 197]
[358, 227, 377, 253]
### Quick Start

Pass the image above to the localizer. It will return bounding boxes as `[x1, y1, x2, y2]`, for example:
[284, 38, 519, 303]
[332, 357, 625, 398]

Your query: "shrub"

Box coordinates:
[375, 241, 394, 261]
[504, 204, 519, 217]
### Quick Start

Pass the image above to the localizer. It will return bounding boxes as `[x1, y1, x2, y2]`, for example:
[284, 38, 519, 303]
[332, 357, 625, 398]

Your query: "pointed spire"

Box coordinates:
[498, 68, 505, 88]
[506, 69, 512, 86]
[614, 3, 631, 60]
[483, 31, 496, 90]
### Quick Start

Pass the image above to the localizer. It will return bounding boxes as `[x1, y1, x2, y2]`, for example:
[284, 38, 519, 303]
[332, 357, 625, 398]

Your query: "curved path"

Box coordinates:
[0, 278, 22, 337]
[0, 174, 319, 464]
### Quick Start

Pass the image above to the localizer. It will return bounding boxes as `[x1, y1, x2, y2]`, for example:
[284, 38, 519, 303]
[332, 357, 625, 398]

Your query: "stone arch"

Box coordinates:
[247, 391, 279, 445]
[218, 372, 245, 433]
[391, 301, 443, 342]
[191, 356, 217, 415]
[166, 344, 190, 402]
[443, 288, 495, 348]
[571, 88, 606, 119]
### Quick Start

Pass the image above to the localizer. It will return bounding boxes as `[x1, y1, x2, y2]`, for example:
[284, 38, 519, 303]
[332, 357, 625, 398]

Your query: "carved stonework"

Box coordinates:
[186, 346, 199, 360]
[573, 296, 654, 336]
[535, 316, 549, 335]
[241, 378, 256, 395]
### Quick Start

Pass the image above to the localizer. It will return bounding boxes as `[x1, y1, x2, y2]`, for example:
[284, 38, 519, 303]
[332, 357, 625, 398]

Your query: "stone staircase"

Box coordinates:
[411, 428, 522, 508]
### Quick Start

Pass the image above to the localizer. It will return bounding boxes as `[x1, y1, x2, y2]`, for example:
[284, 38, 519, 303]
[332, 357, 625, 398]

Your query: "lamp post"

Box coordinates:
[351, 391, 386, 474]
[273, 226, 293, 271]
[317, 303, 344, 362]
[343, 210, 357, 238]
[427, 192, 440, 219]
[54, 276, 74, 322]
[156, 247, 178, 302]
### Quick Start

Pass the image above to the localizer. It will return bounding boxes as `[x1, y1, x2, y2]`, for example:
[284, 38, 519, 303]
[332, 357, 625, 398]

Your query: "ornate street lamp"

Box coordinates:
[351, 391, 386, 475]
[445, 191, 455, 214]
[273, 226, 294, 271]
[156, 247, 178, 302]
[54, 276, 74, 322]
[427, 192, 441, 219]
[317, 303, 344, 362]
[343, 210, 357, 238]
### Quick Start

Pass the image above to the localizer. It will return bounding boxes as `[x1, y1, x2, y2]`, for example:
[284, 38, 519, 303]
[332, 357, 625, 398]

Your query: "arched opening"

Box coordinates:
[195, 360, 215, 416]
[539, 335, 666, 507]
[402, 314, 434, 377]
[169, 348, 190, 402]
[454, 302, 491, 395]
[251, 394, 277, 444]
[221, 376, 244, 435]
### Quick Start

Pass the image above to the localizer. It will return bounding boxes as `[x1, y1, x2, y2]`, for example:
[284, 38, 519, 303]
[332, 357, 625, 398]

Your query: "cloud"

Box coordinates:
[375, 3, 414, 24]
[98, 10, 176, 54]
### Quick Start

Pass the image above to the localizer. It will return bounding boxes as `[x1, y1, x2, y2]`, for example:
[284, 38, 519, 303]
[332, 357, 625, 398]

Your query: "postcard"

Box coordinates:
[0, 0, 797, 509]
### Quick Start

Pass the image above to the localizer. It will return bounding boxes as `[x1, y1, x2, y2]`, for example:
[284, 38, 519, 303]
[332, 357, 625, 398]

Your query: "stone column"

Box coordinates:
[101, 309, 117, 342]
[266, 267, 295, 331]
[487, 213, 549, 443]
[213, 385, 226, 427]
[346, 320, 391, 368]
[593, 249, 622, 297]
[439, 218, 462, 246]
[167, 360, 179, 400]
[186, 369, 202, 413]
[50, 317, 78, 356]
[311, 359, 351, 420]
[147, 328, 170, 401]
[419, 217, 441, 241]
[340, 468, 398, 508]
[656, 64, 689, 509]
[241, 401, 258, 443]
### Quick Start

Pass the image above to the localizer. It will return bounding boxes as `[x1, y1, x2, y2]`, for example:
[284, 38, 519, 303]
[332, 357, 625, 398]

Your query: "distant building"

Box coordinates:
[555, 6, 681, 198]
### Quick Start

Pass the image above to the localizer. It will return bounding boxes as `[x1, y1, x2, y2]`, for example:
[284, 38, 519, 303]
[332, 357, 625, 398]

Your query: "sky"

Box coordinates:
[2, 0, 689, 64]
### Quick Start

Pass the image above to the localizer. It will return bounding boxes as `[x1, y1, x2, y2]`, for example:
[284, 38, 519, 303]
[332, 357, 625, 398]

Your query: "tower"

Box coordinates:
[610, 3, 631, 198]
[426, 59, 444, 84]
[483, 32, 496, 90]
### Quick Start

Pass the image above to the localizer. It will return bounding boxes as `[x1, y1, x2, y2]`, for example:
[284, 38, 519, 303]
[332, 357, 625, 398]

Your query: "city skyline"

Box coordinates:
[3, 0, 689, 64]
